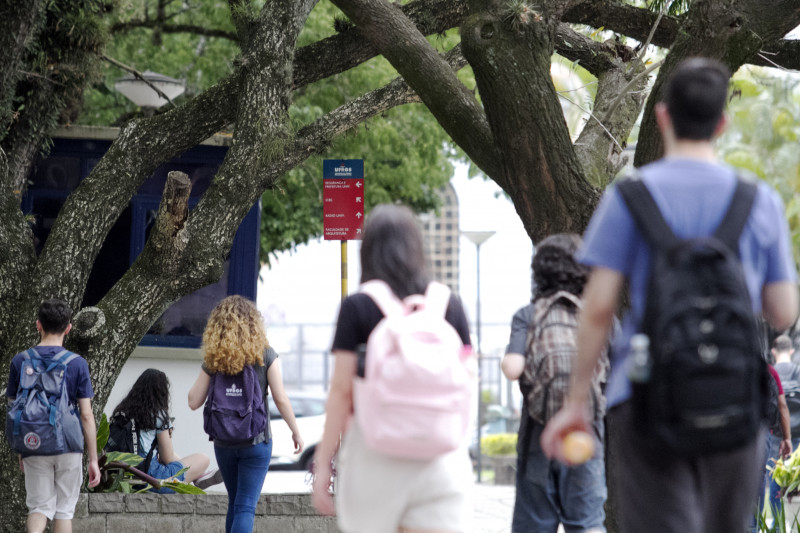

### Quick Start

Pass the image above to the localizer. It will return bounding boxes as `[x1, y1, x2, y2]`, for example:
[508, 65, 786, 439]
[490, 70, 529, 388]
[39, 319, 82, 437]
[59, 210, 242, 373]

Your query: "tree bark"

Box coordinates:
[636, 0, 800, 167]
[331, 0, 503, 180]
[0, 0, 47, 136]
[461, 4, 599, 239]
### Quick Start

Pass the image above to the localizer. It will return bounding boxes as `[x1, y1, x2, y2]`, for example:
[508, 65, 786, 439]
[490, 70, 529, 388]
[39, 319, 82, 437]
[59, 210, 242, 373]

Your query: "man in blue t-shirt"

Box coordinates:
[540, 58, 799, 532]
[6, 299, 100, 533]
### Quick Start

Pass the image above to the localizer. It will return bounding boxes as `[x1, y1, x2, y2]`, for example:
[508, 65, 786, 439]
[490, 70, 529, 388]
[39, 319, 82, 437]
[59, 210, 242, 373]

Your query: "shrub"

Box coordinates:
[481, 433, 518, 456]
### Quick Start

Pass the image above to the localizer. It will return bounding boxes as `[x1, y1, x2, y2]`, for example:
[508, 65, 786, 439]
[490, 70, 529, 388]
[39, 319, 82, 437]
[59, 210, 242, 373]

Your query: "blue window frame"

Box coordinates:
[23, 135, 260, 349]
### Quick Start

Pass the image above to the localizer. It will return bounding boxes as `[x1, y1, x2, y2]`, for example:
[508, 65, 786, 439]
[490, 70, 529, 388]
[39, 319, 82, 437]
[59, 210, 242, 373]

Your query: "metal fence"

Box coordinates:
[268, 322, 522, 411]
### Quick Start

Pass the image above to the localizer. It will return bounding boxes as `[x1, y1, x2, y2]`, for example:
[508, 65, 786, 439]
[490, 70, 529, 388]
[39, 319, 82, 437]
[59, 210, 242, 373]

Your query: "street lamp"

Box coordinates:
[114, 70, 185, 116]
[461, 230, 495, 483]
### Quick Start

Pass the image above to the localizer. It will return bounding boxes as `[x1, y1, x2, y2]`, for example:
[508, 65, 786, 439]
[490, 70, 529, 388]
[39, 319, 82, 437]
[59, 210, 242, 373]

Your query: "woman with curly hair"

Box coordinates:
[110, 369, 210, 489]
[501, 233, 608, 533]
[188, 295, 303, 533]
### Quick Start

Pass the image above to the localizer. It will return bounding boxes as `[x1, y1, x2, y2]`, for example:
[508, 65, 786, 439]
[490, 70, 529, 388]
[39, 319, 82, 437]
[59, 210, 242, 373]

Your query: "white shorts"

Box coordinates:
[336, 421, 472, 533]
[23, 453, 83, 520]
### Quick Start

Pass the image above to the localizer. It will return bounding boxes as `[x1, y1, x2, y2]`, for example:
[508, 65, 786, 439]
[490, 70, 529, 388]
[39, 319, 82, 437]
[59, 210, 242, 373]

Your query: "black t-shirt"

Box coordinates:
[331, 292, 472, 353]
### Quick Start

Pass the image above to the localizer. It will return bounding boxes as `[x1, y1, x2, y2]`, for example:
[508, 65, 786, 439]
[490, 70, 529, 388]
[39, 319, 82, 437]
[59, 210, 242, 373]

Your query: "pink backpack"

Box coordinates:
[354, 280, 475, 460]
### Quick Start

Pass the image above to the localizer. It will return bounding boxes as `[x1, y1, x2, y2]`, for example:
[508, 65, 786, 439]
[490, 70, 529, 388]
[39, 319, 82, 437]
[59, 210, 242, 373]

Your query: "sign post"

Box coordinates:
[323, 159, 364, 301]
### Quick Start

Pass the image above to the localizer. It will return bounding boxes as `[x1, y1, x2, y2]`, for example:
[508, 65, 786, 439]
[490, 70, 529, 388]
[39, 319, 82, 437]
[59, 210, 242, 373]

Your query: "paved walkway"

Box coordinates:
[243, 472, 562, 532]
[468, 483, 515, 533]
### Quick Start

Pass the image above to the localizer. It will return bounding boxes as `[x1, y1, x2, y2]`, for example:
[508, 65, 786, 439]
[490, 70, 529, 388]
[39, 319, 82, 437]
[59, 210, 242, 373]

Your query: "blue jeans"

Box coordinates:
[512, 420, 606, 533]
[215, 440, 272, 533]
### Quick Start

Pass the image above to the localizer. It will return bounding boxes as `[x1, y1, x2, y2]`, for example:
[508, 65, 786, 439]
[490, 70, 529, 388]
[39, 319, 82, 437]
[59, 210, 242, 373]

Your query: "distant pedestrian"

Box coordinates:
[768, 335, 800, 511]
[5, 299, 100, 533]
[751, 362, 791, 531]
[541, 57, 798, 532]
[312, 204, 474, 533]
[109, 368, 212, 491]
[188, 295, 303, 533]
[502, 234, 607, 533]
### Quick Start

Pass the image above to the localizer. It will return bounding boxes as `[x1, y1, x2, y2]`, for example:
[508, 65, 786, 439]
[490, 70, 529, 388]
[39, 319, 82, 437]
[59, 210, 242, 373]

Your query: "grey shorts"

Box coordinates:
[23, 453, 83, 520]
[608, 402, 765, 533]
[336, 421, 472, 533]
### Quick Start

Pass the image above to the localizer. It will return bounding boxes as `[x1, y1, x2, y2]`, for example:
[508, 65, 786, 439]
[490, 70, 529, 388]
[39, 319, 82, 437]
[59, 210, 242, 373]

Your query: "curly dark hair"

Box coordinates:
[532, 233, 589, 300]
[110, 368, 170, 430]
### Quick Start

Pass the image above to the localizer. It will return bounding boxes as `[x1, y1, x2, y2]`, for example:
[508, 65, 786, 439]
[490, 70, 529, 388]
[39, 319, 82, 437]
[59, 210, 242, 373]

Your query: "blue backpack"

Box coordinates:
[6, 349, 84, 455]
[203, 365, 267, 444]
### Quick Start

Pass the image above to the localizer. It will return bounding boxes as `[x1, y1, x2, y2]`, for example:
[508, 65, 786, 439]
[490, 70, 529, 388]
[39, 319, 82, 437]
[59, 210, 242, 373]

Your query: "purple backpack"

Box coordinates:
[203, 365, 267, 443]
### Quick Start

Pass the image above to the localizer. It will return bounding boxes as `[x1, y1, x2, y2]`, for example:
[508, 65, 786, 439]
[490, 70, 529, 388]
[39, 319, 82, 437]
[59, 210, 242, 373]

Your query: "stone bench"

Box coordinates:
[72, 492, 338, 532]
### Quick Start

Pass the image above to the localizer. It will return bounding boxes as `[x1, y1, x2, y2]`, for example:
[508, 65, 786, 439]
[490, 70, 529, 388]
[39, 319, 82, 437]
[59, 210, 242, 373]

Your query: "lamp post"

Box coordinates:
[461, 230, 495, 482]
[114, 70, 186, 116]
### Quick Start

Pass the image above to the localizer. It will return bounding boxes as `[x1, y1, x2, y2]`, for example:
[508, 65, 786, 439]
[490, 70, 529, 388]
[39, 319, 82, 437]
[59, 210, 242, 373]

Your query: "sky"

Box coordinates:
[257, 162, 534, 358]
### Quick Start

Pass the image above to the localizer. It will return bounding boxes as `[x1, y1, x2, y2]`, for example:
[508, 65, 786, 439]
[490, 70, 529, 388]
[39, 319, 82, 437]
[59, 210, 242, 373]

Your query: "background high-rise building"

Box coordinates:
[420, 182, 460, 294]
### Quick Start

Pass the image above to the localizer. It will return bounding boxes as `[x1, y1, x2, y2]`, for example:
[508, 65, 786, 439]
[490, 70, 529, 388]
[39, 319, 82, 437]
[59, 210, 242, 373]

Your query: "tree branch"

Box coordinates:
[0, 0, 47, 136]
[110, 20, 238, 41]
[330, 0, 501, 179]
[292, 0, 468, 88]
[563, 0, 680, 49]
[635, 0, 800, 167]
[574, 57, 649, 187]
[30, 72, 240, 316]
[553, 23, 637, 77]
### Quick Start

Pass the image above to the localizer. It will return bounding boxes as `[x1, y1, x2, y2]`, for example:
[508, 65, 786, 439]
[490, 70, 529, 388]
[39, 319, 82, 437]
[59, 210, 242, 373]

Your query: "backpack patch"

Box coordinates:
[5, 349, 84, 455]
[618, 177, 765, 456]
[203, 365, 267, 443]
[354, 280, 475, 460]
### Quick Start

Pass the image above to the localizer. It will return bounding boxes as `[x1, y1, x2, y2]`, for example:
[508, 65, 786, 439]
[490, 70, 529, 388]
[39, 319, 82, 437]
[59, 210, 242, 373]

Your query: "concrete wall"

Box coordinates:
[72, 492, 338, 532]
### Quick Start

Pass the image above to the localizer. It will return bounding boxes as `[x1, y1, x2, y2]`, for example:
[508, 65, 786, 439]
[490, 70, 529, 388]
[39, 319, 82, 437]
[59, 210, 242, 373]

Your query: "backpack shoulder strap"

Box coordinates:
[49, 350, 78, 372]
[532, 291, 581, 332]
[616, 174, 679, 251]
[422, 282, 451, 318]
[24, 348, 39, 365]
[360, 280, 403, 317]
[713, 177, 758, 251]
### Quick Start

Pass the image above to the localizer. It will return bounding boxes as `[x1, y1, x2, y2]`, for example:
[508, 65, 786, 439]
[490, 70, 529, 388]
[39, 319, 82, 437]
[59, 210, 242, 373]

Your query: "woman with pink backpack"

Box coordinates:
[312, 204, 475, 533]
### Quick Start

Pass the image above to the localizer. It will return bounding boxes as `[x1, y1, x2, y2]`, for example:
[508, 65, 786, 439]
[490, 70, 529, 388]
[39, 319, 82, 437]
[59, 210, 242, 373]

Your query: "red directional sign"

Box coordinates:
[323, 159, 364, 240]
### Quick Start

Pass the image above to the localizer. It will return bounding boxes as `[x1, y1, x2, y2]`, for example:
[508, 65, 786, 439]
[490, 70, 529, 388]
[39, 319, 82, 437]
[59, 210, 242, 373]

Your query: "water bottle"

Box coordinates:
[628, 333, 651, 383]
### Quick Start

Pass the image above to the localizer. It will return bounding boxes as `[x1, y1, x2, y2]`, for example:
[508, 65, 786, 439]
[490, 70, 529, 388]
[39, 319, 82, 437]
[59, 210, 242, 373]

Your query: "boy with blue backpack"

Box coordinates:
[5, 299, 100, 533]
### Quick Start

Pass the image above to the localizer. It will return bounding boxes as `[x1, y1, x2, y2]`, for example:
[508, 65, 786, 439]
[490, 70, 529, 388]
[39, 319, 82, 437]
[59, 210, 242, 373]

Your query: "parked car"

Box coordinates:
[268, 391, 326, 470]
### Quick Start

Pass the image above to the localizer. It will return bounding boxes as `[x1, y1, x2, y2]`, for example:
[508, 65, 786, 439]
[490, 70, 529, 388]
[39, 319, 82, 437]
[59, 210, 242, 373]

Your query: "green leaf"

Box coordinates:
[160, 481, 206, 494]
[96, 413, 109, 452]
[106, 452, 146, 466]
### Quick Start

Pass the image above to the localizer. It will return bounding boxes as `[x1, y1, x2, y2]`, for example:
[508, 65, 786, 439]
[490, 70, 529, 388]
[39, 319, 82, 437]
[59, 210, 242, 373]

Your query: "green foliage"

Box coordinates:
[481, 433, 518, 456]
[755, 499, 800, 532]
[645, 0, 691, 16]
[481, 389, 498, 405]
[89, 414, 205, 494]
[260, 3, 457, 262]
[719, 69, 800, 268]
[78, 1, 456, 262]
[80, 1, 239, 125]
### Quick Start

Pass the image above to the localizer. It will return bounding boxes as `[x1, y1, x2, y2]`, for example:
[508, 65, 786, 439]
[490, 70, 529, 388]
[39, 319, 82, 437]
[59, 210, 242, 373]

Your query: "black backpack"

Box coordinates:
[105, 413, 157, 473]
[782, 380, 800, 437]
[618, 176, 768, 456]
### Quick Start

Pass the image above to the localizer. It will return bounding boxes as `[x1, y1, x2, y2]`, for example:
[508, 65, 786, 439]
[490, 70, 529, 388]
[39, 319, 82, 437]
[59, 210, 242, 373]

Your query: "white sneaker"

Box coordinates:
[194, 469, 223, 489]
